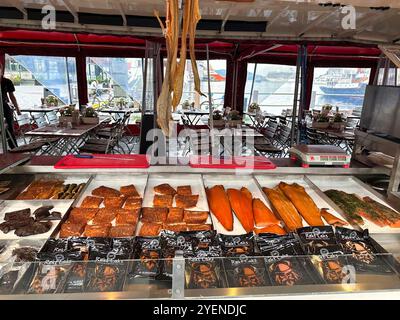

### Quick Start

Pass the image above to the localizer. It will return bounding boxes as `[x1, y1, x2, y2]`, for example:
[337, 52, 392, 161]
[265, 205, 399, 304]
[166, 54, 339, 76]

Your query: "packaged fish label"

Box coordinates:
[84, 262, 127, 292]
[182, 230, 218, 251]
[130, 237, 162, 278]
[27, 263, 70, 294]
[311, 245, 351, 285]
[38, 238, 83, 263]
[0, 269, 19, 294]
[223, 255, 269, 288]
[297, 226, 338, 255]
[63, 262, 87, 293]
[218, 233, 255, 257]
[88, 237, 133, 263]
[255, 233, 298, 252]
[260, 242, 320, 286]
[265, 257, 316, 287]
[159, 231, 192, 280]
[161, 230, 193, 254]
[336, 227, 394, 274]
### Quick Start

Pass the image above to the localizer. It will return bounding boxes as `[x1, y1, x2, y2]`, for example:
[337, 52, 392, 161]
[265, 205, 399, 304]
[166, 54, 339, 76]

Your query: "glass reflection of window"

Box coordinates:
[4, 54, 78, 106]
[244, 63, 298, 115]
[311, 67, 371, 114]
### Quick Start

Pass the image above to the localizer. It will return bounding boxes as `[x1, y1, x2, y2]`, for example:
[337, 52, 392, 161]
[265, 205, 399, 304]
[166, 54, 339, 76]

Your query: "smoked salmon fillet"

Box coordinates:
[278, 182, 324, 226]
[254, 225, 287, 235]
[320, 208, 348, 227]
[253, 198, 280, 227]
[262, 187, 303, 232]
[227, 188, 254, 233]
[206, 185, 233, 231]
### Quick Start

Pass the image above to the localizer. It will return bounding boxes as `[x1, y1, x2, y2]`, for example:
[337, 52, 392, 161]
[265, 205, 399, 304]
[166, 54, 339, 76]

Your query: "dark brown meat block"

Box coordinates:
[177, 185, 192, 196]
[153, 194, 174, 207]
[154, 184, 176, 196]
[80, 196, 103, 208]
[166, 207, 184, 223]
[91, 186, 121, 198]
[138, 223, 161, 236]
[141, 207, 168, 223]
[4, 209, 31, 221]
[175, 194, 199, 209]
[0, 218, 34, 234]
[14, 221, 52, 237]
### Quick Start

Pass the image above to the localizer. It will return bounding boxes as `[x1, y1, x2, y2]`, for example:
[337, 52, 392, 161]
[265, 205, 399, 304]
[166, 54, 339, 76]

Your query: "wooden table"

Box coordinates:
[25, 117, 109, 155]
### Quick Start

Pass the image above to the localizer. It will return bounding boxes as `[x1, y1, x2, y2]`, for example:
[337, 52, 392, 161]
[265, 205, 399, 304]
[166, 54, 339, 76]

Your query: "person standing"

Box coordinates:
[0, 62, 21, 149]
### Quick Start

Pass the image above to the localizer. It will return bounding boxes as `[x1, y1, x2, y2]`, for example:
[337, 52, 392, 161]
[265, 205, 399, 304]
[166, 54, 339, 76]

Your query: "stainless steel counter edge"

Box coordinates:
[5, 165, 392, 175]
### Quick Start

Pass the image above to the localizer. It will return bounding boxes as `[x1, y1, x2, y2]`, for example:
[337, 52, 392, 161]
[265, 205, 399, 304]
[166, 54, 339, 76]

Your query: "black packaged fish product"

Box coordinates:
[256, 233, 302, 253]
[310, 245, 351, 285]
[261, 241, 319, 286]
[177, 230, 217, 251]
[158, 231, 193, 280]
[129, 237, 162, 279]
[88, 237, 133, 261]
[335, 227, 394, 274]
[38, 238, 83, 262]
[0, 269, 19, 294]
[84, 237, 132, 292]
[297, 226, 338, 255]
[62, 262, 87, 293]
[26, 262, 70, 294]
[185, 245, 225, 289]
[84, 262, 127, 293]
[218, 233, 255, 257]
[223, 254, 270, 288]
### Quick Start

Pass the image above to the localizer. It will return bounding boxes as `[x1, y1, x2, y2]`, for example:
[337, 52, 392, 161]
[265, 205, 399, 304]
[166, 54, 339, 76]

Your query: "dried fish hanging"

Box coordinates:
[155, 0, 204, 136]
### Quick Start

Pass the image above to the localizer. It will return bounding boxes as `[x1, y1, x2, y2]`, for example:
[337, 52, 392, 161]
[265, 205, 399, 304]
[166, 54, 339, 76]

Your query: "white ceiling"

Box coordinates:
[1, 0, 400, 44]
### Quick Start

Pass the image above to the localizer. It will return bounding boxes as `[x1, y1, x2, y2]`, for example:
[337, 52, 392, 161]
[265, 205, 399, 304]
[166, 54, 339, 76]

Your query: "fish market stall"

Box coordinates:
[0, 158, 398, 299]
[1, 0, 400, 301]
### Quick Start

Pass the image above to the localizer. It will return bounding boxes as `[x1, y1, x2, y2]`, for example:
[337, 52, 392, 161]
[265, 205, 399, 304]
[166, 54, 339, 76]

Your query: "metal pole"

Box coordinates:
[141, 41, 149, 113]
[248, 63, 257, 110]
[65, 57, 72, 105]
[291, 45, 302, 147]
[206, 44, 213, 129]
[0, 84, 7, 153]
[382, 58, 390, 86]
[298, 45, 307, 144]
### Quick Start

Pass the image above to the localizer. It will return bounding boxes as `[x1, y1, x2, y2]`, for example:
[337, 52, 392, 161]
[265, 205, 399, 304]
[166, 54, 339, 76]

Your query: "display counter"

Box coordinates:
[0, 157, 399, 299]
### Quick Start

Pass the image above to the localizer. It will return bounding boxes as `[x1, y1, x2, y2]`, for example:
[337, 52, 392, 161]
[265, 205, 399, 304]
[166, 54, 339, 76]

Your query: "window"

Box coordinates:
[244, 63, 298, 115]
[86, 57, 144, 108]
[311, 67, 371, 114]
[4, 54, 78, 106]
[163, 59, 227, 110]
